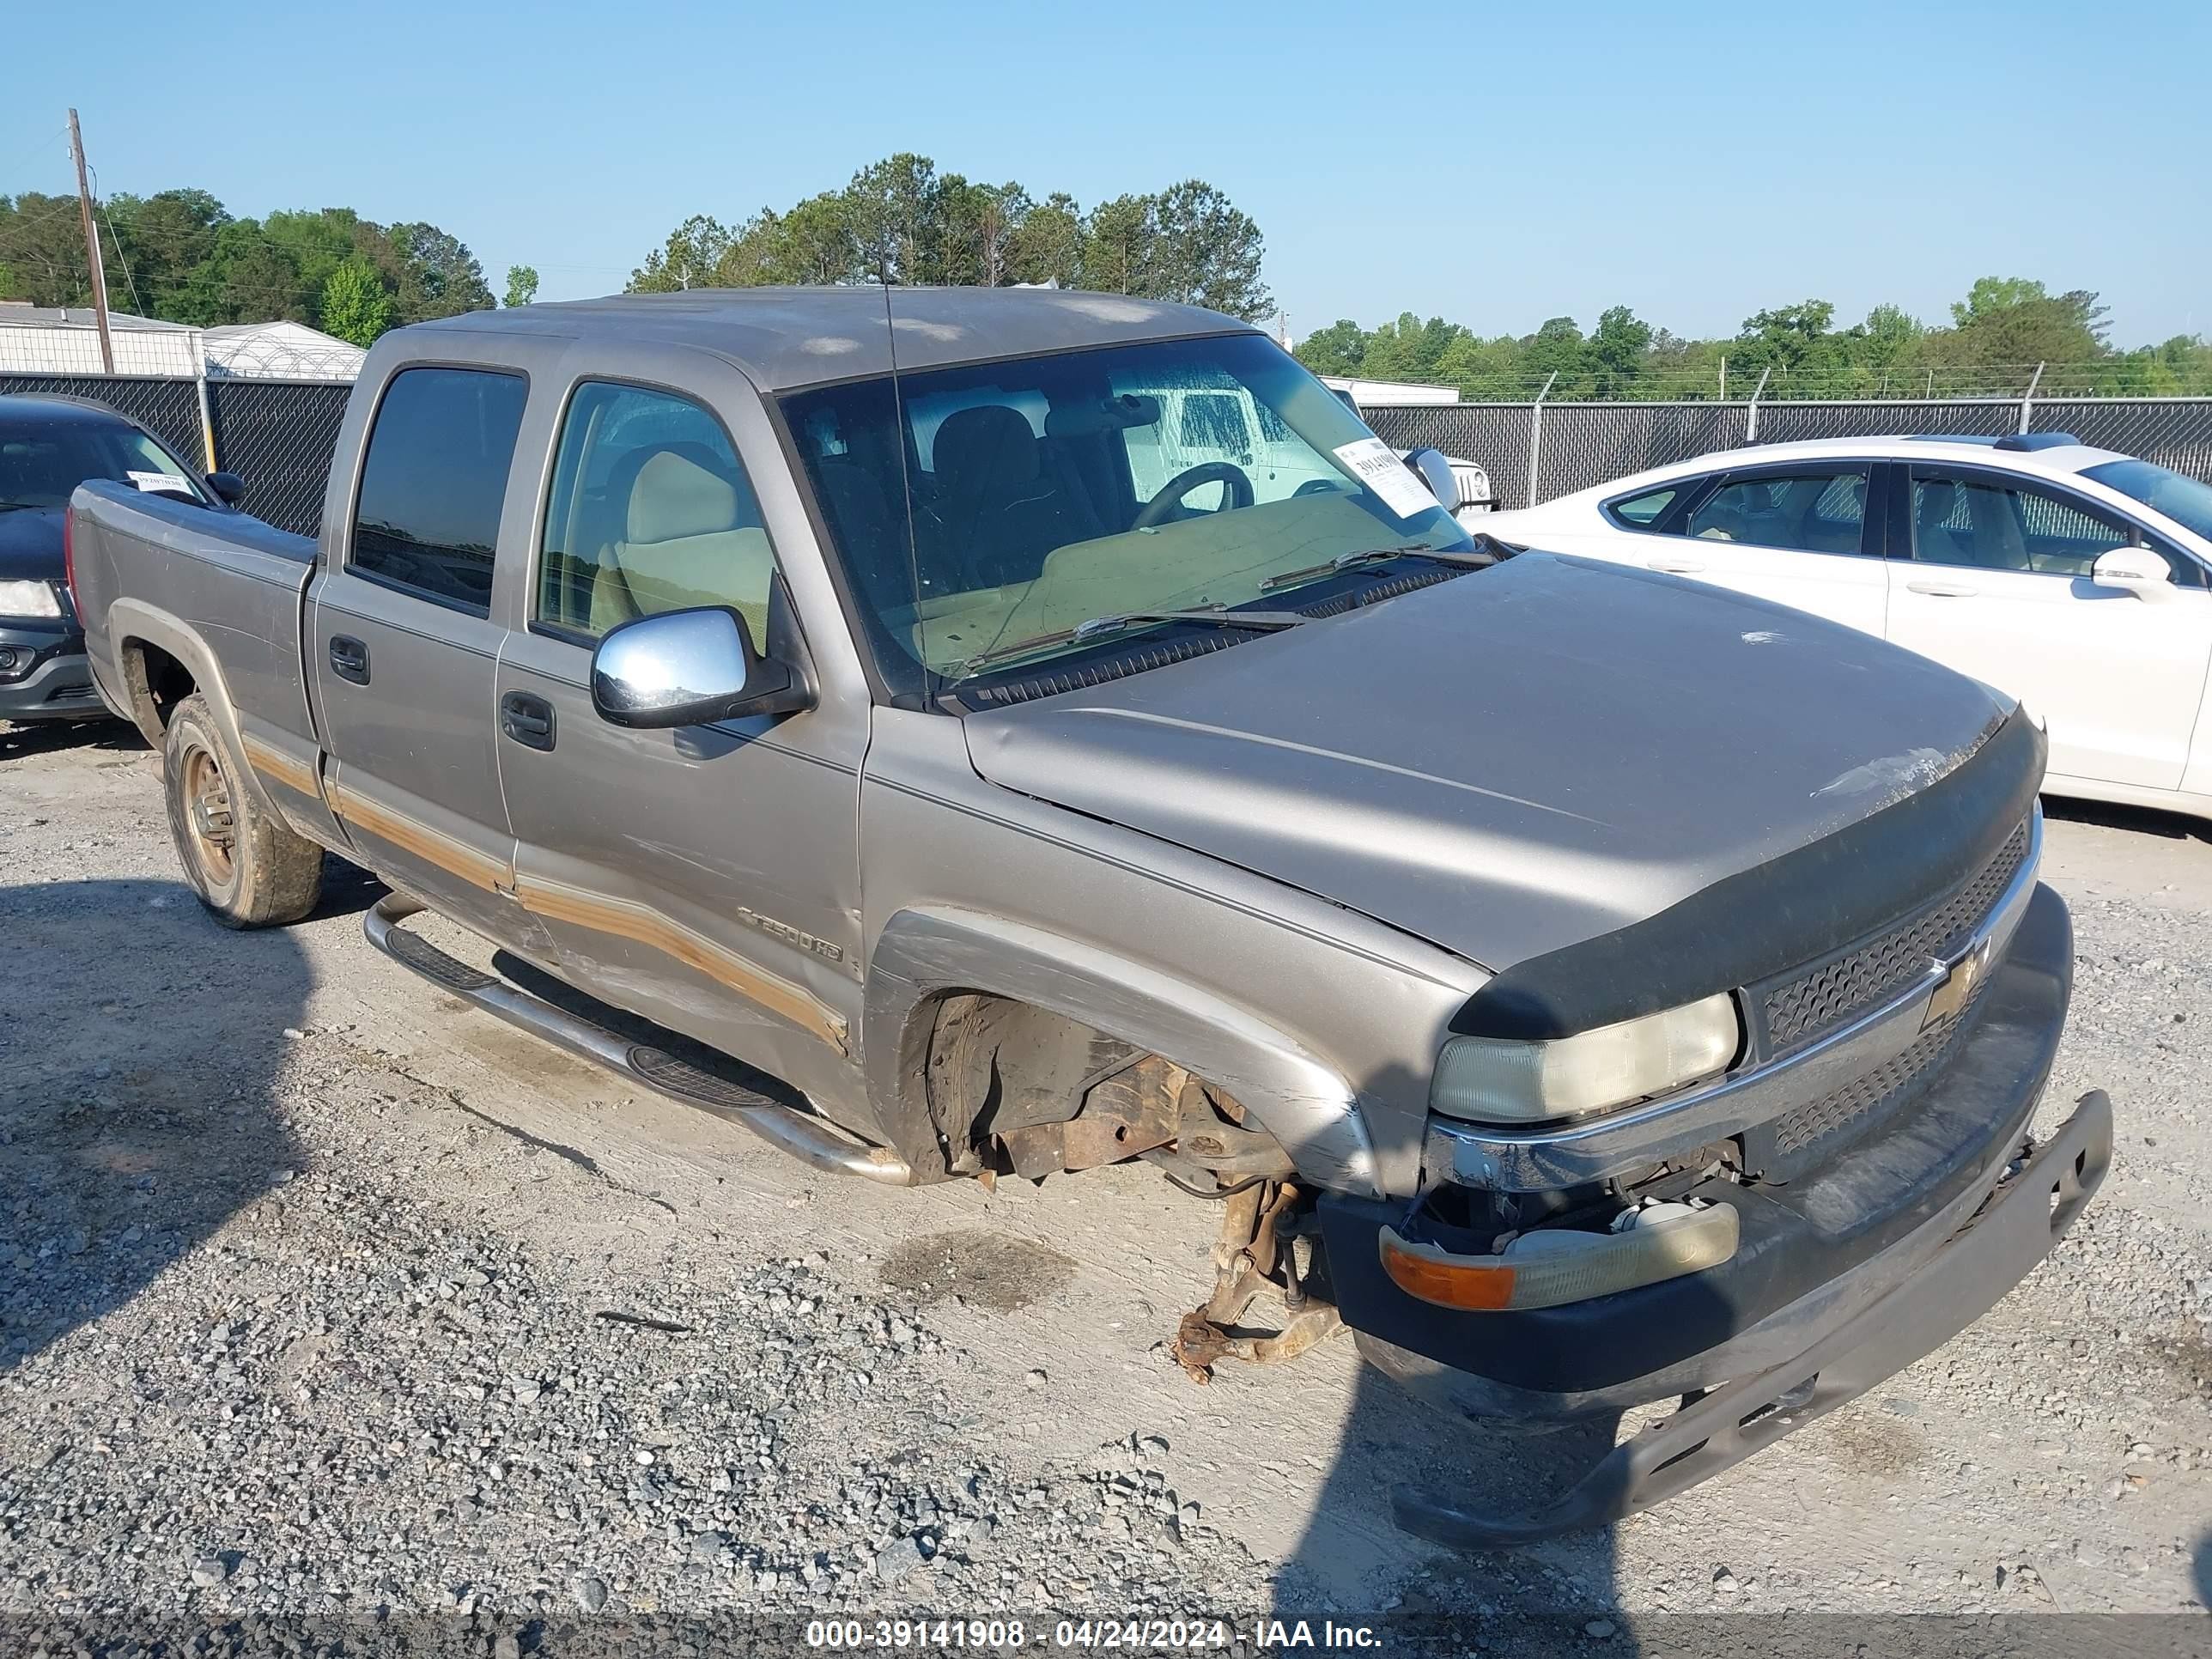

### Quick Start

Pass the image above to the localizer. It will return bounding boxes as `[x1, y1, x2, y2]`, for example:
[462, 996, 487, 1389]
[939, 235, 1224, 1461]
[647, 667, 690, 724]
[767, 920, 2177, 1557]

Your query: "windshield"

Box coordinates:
[0, 410, 206, 509]
[2082, 458, 2212, 544]
[781, 331, 1470, 690]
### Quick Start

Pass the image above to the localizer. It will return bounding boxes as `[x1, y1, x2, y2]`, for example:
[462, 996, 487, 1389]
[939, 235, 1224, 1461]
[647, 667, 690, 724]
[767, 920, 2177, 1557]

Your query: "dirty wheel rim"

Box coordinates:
[180, 743, 237, 886]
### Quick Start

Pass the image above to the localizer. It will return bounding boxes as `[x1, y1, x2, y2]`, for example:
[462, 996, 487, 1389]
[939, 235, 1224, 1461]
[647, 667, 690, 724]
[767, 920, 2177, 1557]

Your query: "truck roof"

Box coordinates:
[406, 286, 1262, 392]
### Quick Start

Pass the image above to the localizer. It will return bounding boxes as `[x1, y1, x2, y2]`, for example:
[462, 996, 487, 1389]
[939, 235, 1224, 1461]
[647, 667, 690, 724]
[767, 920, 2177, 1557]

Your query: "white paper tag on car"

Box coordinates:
[127, 471, 193, 495]
[1332, 437, 1436, 520]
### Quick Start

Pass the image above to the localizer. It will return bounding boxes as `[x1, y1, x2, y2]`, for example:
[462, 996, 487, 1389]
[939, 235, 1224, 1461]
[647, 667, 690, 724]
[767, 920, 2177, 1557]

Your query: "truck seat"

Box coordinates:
[927, 404, 1103, 588]
[592, 447, 775, 646]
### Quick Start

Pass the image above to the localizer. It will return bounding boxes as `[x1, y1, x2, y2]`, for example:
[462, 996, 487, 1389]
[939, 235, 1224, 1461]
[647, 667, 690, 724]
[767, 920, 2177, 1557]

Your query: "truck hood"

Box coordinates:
[962, 553, 2011, 974]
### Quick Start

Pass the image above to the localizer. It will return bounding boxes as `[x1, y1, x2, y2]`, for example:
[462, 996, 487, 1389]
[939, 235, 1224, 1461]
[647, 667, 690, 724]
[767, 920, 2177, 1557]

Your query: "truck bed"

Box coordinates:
[69, 480, 324, 809]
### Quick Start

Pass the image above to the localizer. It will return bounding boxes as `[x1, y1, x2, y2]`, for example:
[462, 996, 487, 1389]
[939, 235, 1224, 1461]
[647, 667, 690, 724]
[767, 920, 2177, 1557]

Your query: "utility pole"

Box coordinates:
[67, 108, 116, 374]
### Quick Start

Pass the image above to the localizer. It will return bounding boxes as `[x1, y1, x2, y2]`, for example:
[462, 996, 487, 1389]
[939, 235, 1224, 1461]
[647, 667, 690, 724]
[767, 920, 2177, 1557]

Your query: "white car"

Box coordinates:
[1484, 434, 2212, 823]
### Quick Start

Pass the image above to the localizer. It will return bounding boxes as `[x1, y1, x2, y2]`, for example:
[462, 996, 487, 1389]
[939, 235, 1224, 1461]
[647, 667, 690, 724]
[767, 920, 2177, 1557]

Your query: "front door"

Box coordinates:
[311, 364, 539, 947]
[492, 367, 868, 1106]
[1884, 463, 2212, 791]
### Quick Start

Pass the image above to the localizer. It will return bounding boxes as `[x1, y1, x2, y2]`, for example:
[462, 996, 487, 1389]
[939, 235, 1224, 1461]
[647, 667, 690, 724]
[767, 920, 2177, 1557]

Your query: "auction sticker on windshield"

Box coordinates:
[127, 471, 193, 495]
[1332, 437, 1438, 520]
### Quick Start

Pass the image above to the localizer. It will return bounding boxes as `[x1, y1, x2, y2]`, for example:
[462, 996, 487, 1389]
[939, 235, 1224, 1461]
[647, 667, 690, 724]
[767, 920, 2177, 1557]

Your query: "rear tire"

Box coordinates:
[163, 693, 322, 927]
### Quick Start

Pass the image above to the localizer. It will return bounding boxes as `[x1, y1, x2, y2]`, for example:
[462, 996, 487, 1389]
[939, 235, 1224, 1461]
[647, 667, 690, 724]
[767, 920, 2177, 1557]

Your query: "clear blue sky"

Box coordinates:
[5, 0, 2206, 346]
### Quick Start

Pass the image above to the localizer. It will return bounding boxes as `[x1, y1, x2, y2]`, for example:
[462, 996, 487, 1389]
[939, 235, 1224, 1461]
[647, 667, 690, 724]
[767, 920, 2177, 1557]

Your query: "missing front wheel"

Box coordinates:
[1170, 1179, 1343, 1382]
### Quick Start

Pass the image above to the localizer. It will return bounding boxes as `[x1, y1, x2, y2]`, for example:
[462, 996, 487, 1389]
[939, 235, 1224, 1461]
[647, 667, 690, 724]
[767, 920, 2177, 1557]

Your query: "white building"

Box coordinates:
[0, 302, 202, 375]
[0, 302, 363, 380]
[1318, 374, 1462, 407]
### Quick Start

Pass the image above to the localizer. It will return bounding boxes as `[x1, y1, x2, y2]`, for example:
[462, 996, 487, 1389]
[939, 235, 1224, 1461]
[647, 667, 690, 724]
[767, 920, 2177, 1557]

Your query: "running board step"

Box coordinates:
[365, 894, 912, 1186]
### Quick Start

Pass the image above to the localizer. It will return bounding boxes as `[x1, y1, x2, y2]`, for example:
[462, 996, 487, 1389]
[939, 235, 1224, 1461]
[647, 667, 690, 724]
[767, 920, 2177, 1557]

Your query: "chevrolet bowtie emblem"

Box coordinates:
[1923, 939, 1992, 1030]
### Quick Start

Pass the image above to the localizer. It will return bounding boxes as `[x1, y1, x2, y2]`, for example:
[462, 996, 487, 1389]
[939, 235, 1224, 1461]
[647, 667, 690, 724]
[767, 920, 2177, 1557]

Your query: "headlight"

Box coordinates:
[1432, 992, 1741, 1124]
[0, 579, 62, 620]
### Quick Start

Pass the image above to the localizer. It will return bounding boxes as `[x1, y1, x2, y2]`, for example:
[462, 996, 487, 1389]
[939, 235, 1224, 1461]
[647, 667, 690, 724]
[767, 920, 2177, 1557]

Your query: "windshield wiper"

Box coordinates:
[1258, 538, 1516, 593]
[957, 605, 1310, 677]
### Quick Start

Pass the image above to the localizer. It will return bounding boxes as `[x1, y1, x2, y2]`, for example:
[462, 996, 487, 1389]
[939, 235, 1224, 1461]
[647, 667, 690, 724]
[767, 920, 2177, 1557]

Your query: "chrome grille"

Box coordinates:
[1748, 977, 1990, 1179]
[1762, 818, 2029, 1052]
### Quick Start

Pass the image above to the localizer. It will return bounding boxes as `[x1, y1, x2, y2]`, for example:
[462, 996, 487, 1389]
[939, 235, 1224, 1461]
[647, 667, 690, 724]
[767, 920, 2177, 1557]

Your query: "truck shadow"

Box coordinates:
[305, 852, 388, 923]
[0, 877, 307, 1376]
[2041, 794, 2212, 846]
[1274, 1366, 1630, 1648]
[0, 716, 142, 763]
[1270, 1061, 1738, 1647]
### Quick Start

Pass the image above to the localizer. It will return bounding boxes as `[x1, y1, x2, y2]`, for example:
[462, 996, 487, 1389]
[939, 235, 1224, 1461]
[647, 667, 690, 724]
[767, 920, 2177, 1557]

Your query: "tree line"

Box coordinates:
[1295, 280, 2212, 401]
[628, 154, 1273, 322]
[0, 188, 538, 347]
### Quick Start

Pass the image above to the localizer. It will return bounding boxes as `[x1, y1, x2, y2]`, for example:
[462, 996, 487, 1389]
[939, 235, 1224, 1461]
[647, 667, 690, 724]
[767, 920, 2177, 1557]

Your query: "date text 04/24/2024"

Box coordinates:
[803, 1619, 1382, 1650]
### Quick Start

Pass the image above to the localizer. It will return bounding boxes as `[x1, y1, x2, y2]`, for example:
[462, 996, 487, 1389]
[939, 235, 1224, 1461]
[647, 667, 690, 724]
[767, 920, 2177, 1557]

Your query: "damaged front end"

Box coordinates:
[1316, 769, 2112, 1543]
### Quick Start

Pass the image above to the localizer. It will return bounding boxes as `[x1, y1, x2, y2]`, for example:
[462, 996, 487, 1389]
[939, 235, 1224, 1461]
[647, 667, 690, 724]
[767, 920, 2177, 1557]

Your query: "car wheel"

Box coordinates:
[162, 693, 323, 927]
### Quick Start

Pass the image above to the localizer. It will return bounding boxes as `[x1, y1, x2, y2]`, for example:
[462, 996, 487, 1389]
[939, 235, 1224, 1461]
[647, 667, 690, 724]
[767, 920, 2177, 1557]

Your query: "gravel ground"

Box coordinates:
[3, 722, 2209, 1653]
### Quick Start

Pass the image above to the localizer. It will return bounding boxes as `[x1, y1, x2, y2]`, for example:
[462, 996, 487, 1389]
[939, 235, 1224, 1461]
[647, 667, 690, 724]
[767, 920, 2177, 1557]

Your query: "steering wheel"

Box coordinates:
[1133, 461, 1255, 529]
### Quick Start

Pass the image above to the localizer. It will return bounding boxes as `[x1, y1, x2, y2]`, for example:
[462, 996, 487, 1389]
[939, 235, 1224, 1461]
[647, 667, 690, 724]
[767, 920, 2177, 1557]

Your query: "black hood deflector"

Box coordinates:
[1453, 710, 2042, 1039]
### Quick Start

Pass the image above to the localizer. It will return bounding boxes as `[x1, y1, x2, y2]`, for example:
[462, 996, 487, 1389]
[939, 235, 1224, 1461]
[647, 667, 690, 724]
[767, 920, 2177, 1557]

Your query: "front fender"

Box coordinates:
[863, 905, 1381, 1197]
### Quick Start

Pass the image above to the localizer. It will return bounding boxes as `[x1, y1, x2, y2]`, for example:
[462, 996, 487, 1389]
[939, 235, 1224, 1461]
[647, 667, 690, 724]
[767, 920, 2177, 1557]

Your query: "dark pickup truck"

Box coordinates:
[66, 287, 2110, 1541]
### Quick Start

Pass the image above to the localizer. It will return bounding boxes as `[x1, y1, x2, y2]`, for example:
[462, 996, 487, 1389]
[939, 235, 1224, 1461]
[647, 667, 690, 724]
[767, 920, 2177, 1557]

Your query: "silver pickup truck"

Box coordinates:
[67, 288, 2110, 1543]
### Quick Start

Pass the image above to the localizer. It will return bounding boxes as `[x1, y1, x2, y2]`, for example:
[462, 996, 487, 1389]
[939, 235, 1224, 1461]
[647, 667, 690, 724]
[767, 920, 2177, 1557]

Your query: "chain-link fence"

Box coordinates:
[11, 370, 2212, 533]
[0, 373, 349, 536]
[206, 381, 351, 536]
[1367, 397, 2212, 507]
[0, 373, 207, 469]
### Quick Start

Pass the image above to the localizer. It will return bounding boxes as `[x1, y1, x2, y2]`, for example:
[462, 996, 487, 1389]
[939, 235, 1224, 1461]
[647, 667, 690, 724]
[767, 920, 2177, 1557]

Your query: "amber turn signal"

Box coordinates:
[1378, 1206, 1740, 1312]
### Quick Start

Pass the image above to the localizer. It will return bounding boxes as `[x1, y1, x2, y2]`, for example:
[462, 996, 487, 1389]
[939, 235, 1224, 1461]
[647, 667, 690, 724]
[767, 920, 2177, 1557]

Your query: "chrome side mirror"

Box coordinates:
[2091, 545, 2176, 603]
[590, 606, 811, 729]
[1402, 447, 1462, 513]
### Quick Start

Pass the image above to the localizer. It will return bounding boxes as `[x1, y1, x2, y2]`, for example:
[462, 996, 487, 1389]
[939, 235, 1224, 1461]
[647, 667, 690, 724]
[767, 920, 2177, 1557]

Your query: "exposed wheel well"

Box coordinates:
[119, 640, 196, 744]
[915, 991, 1291, 1188]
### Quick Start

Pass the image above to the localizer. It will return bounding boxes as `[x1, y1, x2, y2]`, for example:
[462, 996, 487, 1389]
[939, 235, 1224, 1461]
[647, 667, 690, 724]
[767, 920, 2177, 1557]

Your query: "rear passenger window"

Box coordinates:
[350, 368, 527, 615]
[538, 382, 780, 645]
[1604, 484, 1681, 529]
[1683, 469, 1868, 555]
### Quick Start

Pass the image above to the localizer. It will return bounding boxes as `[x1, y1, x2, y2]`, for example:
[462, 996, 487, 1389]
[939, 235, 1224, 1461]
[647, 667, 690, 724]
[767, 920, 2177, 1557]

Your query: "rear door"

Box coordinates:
[1629, 461, 1887, 636]
[310, 362, 541, 946]
[1883, 462, 2212, 789]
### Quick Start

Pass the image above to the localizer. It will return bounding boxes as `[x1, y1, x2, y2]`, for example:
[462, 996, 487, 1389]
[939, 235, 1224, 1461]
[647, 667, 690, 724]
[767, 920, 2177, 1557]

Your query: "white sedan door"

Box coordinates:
[1885, 464, 2212, 790]
[1534, 462, 1887, 637]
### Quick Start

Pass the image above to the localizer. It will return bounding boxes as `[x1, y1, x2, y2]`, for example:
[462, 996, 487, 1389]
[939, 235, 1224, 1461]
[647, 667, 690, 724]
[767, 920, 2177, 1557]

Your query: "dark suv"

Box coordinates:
[0, 392, 240, 726]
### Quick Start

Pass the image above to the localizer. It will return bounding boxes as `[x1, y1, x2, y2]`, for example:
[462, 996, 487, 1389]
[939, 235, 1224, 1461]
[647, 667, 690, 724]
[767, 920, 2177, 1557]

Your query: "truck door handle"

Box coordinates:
[500, 690, 556, 751]
[1906, 580, 1978, 598]
[1647, 556, 1705, 574]
[328, 635, 370, 684]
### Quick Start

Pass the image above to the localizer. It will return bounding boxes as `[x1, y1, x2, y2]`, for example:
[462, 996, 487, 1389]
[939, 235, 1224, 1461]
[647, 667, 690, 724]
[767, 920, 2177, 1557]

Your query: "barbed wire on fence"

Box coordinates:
[1364, 394, 2212, 510]
[1344, 361, 2212, 404]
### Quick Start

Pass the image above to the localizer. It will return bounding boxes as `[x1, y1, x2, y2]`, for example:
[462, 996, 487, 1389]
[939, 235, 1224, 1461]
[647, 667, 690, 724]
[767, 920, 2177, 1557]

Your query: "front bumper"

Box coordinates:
[1318, 880, 2110, 1540]
[1376, 1089, 2110, 1545]
[0, 623, 100, 723]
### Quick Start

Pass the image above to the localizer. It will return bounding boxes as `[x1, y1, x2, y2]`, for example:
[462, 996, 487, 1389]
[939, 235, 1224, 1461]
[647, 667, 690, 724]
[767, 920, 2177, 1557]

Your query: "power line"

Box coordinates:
[98, 203, 145, 315]
[0, 196, 92, 258]
[0, 125, 70, 188]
